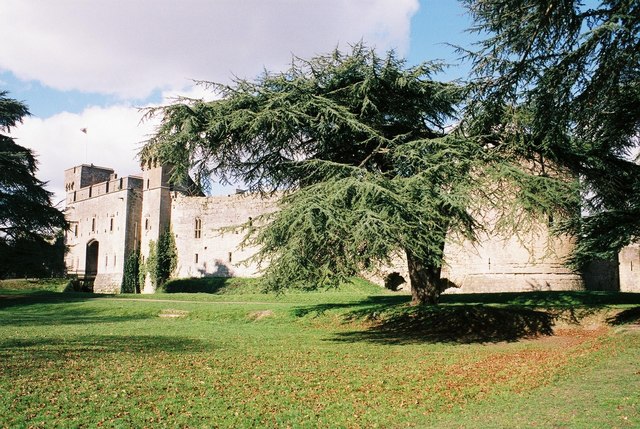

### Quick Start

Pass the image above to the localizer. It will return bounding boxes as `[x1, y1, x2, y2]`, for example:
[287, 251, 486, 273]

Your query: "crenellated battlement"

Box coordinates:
[64, 164, 142, 205]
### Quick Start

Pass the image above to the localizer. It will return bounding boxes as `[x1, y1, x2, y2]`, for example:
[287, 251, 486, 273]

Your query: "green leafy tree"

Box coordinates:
[461, 0, 640, 265]
[142, 45, 574, 304]
[0, 91, 67, 276]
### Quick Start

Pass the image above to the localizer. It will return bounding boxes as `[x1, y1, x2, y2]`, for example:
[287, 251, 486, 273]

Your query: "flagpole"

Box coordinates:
[80, 128, 88, 163]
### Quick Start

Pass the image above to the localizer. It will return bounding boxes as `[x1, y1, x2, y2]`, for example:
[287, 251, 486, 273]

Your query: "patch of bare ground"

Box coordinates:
[248, 310, 275, 321]
[158, 309, 190, 318]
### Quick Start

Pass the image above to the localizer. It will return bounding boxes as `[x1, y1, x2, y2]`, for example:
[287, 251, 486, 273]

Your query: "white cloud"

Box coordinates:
[1, 0, 419, 99]
[10, 105, 157, 206]
[3, 0, 419, 207]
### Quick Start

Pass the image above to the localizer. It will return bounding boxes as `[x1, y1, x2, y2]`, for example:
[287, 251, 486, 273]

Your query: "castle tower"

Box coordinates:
[139, 163, 174, 292]
[63, 165, 143, 292]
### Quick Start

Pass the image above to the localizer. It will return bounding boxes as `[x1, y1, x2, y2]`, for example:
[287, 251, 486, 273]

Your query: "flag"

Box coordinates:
[80, 128, 87, 134]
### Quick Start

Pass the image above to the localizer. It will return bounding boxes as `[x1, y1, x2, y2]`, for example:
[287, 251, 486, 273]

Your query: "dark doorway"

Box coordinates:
[84, 240, 99, 292]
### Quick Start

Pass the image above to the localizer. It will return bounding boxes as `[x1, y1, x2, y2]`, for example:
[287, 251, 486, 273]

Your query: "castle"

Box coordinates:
[63, 163, 640, 294]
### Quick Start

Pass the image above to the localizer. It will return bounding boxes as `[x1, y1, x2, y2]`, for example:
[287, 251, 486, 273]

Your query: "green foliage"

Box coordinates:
[0, 91, 67, 277]
[144, 239, 157, 287]
[462, 0, 640, 265]
[142, 44, 578, 303]
[121, 251, 140, 293]
[141, 231, 177, 290]
[156, 229, 177, 286]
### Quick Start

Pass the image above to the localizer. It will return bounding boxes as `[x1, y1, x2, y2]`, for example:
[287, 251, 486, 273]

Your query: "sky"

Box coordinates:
[1, 0, 474, 206]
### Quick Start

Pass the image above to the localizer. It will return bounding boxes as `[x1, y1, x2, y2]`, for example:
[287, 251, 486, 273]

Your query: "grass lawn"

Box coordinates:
[0, 278, 639, 428]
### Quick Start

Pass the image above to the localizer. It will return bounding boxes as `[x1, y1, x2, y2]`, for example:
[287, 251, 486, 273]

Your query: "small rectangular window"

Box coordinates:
[195, 254, 199, 263]
[110, 218, 114, 232]
[74, 224, 78, 237]
[91, 218, 96, 232]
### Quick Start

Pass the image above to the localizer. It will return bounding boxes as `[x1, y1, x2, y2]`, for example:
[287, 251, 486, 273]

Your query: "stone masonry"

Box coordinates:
[64, 163, 636, 293]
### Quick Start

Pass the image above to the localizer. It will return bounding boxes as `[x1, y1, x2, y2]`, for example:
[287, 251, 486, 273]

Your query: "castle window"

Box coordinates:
[194, 218, 202, 238]
[228, 252, 232, 263]
[146, 179, 150, 189]
[114, 253, 117, 267]
[73, 191, 76, 202]
[105, 182, 109, 193]
[195, 254, 199, 263]
[91, 218, 96, 232]
[119, 178, 123, 190]
[145, 218, 150, 230]
[89, 186, 92, 198]
[105, 255, 108, 267]
[74, 224, 78, 237]
[110, 218, 114, 232]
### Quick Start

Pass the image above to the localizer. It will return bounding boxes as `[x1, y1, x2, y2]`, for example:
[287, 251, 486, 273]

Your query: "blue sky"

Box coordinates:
[1, 0, 474, 203]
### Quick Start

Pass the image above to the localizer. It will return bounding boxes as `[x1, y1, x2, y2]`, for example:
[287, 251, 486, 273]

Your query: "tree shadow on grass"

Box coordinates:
[0, 307, 150, 327]
[0, 293, 149, 327]
[0, 334, 215, 357]
[293, 295, 410, 318]
[606, 306, 640, 325]
[0, 291, 111, 308]
[333, 305, 557, 345]
[161, 277, 262, 294]
[439, 291, 640, 307]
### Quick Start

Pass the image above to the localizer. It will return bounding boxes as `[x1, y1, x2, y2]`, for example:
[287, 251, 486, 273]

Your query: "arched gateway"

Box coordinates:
[84, 240, 99, 291]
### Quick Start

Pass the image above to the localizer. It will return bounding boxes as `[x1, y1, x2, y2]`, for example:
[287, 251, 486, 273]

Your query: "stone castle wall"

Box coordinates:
[64, 164, 630, 294]
[619, 244, 640, 292]
[364, 228, 584, 294]
[170, 193, 277, 279]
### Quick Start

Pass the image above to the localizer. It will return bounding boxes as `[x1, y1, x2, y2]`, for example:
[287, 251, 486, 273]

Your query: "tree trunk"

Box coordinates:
[405, 248, 444, 305]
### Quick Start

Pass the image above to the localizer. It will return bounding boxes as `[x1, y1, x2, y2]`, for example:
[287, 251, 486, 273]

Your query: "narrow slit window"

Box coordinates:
[194, 218, 202, 239]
